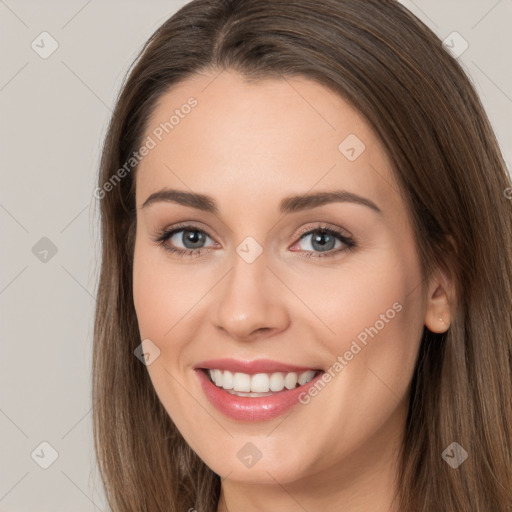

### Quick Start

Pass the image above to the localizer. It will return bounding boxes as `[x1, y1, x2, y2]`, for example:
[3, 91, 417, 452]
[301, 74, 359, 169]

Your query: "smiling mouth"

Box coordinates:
[201, 368, 323, 397]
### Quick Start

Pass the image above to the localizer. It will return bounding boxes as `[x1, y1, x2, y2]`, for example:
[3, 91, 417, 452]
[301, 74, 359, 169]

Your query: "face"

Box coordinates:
[132, 69, 430, 487]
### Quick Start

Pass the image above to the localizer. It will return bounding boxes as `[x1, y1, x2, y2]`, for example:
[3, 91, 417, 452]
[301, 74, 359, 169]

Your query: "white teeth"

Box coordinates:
[251, 373, 269, 393]
[233, 372, 251, 392]
[298, 370, 316, 386]
[269, 372, 285, 392]
[207, 369, 318, 393]
[213, 369, 223, 386]
[222, 370, 234, 389]
[284, 372, 298, 390]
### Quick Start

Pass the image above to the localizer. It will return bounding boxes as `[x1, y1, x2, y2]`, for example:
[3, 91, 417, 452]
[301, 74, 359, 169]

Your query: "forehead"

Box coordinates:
[135, 69, 399, 215]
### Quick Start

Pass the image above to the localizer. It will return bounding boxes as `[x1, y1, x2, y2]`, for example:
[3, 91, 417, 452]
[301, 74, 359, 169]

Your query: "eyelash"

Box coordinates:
[153, 222, 356, 259]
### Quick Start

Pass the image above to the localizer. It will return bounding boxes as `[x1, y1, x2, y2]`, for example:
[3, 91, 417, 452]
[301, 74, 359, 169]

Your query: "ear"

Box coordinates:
[424, 262, 456, 334]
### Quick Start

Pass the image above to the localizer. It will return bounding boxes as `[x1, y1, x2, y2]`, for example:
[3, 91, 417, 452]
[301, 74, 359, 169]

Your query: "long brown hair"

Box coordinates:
[92, 1, 512, 510]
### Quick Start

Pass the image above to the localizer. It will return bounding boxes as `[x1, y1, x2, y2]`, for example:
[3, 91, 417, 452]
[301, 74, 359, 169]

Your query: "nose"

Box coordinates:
[213, 247, 290, 342]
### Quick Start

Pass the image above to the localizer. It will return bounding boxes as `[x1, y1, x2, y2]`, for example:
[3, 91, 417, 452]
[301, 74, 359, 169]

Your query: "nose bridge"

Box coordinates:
[213, 236, 289, 339]
[223, 237, 270, 310]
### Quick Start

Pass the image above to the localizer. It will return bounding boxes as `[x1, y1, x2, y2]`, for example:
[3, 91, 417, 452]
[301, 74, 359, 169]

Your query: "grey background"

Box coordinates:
[0, 1, 510, 510]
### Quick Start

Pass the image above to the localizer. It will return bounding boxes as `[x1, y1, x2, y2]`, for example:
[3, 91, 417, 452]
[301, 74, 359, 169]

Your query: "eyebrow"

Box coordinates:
[141, 188, 382, 215]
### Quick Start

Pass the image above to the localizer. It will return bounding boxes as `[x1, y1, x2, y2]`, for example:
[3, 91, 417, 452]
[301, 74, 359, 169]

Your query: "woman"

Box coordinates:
[92, 0, 512, 510]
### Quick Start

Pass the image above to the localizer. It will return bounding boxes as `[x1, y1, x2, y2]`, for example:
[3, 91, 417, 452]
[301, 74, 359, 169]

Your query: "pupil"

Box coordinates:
[312, 231, 335, 252]
[183, 230, 205, 249]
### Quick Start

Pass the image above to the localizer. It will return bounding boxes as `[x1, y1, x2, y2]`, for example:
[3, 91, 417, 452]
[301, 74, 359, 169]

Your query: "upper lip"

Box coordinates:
[194, 358, 322, 375]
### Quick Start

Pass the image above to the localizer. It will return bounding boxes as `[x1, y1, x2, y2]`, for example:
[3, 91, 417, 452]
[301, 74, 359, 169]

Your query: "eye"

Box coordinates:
[290, 225, 356, 258]
[153, 224, 217, 257]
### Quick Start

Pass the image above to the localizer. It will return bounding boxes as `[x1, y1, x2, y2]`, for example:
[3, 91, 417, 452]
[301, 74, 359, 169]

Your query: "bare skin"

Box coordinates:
[132, 69, 453, 512]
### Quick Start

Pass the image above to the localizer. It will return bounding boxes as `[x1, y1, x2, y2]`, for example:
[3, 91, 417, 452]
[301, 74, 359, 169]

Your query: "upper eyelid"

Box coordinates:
[294, 222, 353, 239]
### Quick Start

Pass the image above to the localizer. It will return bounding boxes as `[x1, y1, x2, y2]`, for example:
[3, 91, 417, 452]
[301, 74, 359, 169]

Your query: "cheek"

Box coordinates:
[338, 248, 424, 377]
[282, 255, 425, 472]
[132, 239, 216, 403]
[133, 248, 169, 341]
[133, 238, 207, 341]
[287, 240, 424, 353]
[132, 242, 212, 451]
[310, 242, 424, 431]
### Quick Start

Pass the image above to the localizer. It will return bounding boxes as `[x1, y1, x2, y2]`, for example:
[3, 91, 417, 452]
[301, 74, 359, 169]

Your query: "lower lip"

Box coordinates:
[195, 369, 324, 422]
